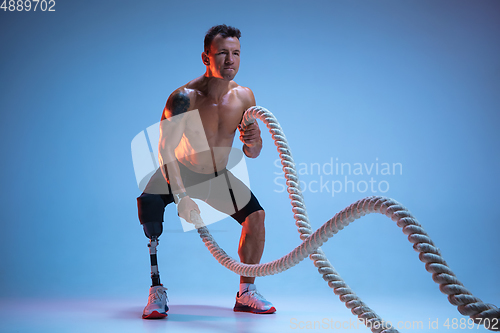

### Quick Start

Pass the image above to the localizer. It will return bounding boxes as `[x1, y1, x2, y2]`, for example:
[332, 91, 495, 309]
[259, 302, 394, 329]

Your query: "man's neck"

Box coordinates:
[200, 75, 232, 102]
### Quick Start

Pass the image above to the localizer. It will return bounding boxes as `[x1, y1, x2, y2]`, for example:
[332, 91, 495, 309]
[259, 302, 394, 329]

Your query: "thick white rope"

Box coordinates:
[192, 106, 499, 332]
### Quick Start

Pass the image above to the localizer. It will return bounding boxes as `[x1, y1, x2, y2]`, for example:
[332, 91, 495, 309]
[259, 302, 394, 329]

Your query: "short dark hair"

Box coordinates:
[204, 24, 241, 54]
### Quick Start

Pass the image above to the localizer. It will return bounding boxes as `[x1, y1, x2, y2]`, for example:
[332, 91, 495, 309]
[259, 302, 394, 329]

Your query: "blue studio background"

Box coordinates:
[1, 0, 499, 320]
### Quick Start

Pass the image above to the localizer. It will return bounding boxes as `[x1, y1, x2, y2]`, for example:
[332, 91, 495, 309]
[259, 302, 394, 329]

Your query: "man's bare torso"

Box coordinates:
[161, 76, 254, 174]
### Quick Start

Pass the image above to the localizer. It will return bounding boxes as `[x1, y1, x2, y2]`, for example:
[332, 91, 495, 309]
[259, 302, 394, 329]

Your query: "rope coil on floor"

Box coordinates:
[192, 106, 499, 332]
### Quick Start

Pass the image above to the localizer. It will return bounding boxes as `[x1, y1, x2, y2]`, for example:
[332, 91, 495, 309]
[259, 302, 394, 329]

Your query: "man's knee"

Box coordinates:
[249, 209, 265, 221]
[242, 210, 265, 232]
[137, 193, 165, 238]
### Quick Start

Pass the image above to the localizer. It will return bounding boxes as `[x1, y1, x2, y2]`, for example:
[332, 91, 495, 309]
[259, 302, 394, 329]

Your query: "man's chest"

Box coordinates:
[193, 99, 245, 138]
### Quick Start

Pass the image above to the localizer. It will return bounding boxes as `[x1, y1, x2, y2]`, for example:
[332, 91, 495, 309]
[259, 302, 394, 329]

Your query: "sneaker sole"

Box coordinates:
[233, 305, 276, 314]
[142, 311, 168, 319]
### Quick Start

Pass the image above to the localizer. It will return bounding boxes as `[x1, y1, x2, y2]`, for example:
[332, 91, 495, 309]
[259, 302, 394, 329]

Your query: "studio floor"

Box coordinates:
[0, 294, 494, 333]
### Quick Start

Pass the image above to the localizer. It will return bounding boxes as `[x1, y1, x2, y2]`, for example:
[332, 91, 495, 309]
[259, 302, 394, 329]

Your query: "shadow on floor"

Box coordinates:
[116, 304, 257, 321]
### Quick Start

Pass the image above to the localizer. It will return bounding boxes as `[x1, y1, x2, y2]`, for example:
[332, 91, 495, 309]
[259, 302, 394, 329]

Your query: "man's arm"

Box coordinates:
[158, 89, 201, 221]
[159, 90, 189, 192]
[238, 87, 263, 158]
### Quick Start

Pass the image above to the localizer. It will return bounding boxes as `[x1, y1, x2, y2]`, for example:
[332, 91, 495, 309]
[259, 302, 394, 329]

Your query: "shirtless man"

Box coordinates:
[137, 24, 276, 319]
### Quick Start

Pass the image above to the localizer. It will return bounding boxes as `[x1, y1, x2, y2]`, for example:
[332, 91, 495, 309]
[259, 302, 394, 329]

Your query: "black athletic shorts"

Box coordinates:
[138, 161, 263, 224]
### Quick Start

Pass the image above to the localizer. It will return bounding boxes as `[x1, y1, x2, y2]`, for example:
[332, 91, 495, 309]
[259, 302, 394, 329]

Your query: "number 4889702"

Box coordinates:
[1, 0, 56, 11]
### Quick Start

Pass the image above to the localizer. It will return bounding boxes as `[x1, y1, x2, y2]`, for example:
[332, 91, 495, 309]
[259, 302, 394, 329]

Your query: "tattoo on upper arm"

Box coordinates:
[169, 92, 190, 116]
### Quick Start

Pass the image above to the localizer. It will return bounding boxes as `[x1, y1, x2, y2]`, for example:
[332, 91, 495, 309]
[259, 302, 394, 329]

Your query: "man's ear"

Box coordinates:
[201, 52, 210, 66]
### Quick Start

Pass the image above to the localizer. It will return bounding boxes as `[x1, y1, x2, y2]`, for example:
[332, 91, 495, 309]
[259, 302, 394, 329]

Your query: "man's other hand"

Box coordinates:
[238, 122, 261, 147]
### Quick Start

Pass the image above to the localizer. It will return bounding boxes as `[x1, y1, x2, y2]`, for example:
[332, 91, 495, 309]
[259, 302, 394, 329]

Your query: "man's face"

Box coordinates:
[206, 35, 240, 80]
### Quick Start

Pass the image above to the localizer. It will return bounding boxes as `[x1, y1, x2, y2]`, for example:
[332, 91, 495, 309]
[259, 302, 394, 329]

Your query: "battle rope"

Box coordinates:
[191, 106, 499, 332]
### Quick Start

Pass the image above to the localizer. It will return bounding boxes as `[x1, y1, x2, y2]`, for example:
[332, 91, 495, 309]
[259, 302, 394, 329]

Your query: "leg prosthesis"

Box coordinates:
[137, 193, 165, 286]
